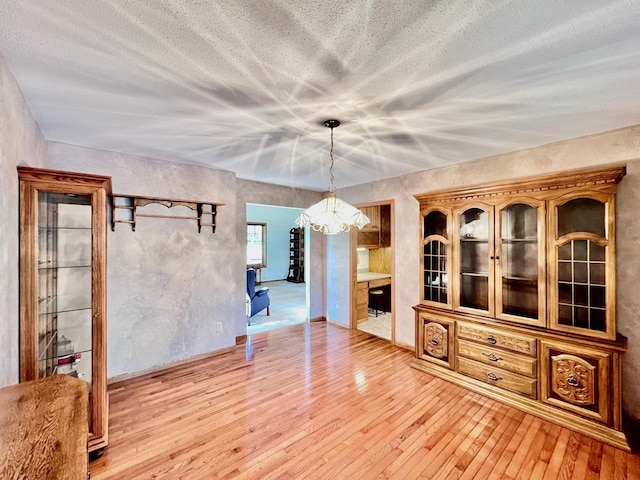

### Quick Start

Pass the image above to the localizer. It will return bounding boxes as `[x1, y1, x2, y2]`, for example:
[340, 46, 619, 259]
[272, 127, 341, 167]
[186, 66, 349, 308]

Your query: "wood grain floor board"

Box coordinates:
[88, 323, 639, 479]
[458, 408, 525, 480]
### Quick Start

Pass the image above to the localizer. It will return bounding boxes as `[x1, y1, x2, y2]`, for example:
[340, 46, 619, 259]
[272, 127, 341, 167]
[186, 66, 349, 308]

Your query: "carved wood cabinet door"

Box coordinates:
[540, 339, 611, 425]
[416, 313, 455, 370]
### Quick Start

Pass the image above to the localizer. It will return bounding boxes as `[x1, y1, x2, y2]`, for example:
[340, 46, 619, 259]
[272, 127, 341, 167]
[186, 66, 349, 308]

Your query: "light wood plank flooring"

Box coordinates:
[90, 323, 639, 479]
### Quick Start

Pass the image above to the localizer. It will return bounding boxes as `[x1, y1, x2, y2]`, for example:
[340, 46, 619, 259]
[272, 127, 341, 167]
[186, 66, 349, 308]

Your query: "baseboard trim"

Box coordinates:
[326, 318, 349, 329]
[108, 346, 235, 386]
[310, 316, 326, 323]
[236, 334, 247, 345]
[394, 340, 413, 352]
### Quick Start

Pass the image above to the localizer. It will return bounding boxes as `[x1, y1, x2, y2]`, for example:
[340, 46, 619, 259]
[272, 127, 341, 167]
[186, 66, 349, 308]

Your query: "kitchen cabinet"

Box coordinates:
[357, 204, 391, 248]
[412, 165, 630, 451]
[356, 275, 391, 323]
[18, 166, 110, 455]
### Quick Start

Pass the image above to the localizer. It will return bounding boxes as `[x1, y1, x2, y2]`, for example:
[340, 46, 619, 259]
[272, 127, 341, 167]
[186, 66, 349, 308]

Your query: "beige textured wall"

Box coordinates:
[341, 125, 640, 418]
[0, 53, 47, 387]
[45, 142, 244, 379]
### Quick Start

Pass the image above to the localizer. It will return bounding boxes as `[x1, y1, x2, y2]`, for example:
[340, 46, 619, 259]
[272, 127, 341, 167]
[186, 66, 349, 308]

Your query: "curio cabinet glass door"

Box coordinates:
[548, 192, 616, 340]
[421, 207, 451, 308]
[495, 200, 546, 327]
[455, 204, 494, 316]
[18, 167, 111, 454]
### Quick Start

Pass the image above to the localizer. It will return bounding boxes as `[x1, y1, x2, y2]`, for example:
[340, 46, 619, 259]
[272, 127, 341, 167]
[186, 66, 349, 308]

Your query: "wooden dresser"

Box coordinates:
[411, 165, 630, 451]
[0, 375, 89, 479]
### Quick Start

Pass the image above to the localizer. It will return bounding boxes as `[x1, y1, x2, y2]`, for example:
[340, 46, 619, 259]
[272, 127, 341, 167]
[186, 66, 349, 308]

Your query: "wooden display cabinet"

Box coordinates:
[411, 164, 630, 451]
[18, 166, 111, 455]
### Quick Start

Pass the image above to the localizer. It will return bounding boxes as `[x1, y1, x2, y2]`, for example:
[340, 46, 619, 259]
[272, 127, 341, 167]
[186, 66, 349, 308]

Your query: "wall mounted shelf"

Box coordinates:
[111, 194, 224, 233]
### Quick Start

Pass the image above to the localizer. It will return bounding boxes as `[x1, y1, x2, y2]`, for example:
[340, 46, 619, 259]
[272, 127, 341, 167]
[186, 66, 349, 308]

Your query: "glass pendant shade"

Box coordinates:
[296, 192, 370, 234]
[296, 119, 370, 234]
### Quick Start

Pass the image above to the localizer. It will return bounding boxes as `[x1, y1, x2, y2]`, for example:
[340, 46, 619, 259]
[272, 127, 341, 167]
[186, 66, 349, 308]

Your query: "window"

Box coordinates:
[247, 222, 267, 268]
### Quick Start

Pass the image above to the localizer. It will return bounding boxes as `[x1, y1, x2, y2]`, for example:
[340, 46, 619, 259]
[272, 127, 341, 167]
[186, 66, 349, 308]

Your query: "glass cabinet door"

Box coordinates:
[457, 205, 493, 315]
[549, 194, 616, 340]
[19, 167, 111, 454]
[496, 201, 545, 326]
[422, 208, 451, 307]
[37, 193, 94, 386]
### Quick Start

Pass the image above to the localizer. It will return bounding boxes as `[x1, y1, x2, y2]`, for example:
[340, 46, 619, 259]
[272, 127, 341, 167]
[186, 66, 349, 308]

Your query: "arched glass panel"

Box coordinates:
[557, 198, 605, 237]
[424, 211, 447, 238]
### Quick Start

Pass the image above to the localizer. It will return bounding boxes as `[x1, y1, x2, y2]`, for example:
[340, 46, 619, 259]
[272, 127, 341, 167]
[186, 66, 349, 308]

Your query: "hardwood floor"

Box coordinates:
[90, 323, 639, 479]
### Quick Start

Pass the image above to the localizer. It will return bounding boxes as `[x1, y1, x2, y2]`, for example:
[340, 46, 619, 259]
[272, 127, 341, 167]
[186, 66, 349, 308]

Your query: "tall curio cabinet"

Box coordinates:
[413, 165, 630, 451]
[18, 167, 111, 454]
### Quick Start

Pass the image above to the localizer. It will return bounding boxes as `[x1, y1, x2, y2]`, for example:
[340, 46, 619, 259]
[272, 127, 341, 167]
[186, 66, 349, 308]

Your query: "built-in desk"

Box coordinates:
[0, 375, 88, 480]
[357, 272, 391, 282]
[357, 272, 392, 322]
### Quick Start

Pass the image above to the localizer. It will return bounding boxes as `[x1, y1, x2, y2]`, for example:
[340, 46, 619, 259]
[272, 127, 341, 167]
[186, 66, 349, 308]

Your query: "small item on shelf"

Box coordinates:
[56, 335, 74, 356]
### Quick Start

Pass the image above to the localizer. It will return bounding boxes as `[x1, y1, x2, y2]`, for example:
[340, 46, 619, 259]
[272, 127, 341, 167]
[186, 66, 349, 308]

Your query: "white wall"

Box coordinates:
[326, 233, 352, 326]
[246, 204, 303, 282]
[0, 52, 47, 387]
[339, 125, 640, 418]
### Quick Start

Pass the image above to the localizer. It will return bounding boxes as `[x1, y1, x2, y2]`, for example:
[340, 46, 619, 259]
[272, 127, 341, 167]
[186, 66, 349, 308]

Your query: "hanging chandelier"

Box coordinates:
[296, 120, 370, 234]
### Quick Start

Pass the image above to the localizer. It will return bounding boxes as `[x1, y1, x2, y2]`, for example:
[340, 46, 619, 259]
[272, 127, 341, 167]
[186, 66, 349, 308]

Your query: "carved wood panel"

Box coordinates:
[550, 354, 596, 406]
[424, 322, 448, 359]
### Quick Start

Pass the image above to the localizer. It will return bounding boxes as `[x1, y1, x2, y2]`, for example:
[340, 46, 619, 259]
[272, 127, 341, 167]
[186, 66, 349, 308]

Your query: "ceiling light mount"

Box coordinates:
[323, 119, 340, 129]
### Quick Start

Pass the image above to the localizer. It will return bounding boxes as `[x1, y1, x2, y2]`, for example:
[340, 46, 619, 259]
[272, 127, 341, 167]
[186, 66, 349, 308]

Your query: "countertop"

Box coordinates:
[357, 272, 392, 282]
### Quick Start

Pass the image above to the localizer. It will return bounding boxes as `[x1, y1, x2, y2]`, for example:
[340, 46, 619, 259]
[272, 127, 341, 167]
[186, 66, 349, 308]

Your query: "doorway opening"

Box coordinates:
[351, 201, 394, 343]
[246, 203, 309, 334]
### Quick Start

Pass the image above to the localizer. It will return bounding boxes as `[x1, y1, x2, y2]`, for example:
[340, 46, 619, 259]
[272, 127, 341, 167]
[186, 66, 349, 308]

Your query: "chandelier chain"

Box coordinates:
[329, 127, 335, 192]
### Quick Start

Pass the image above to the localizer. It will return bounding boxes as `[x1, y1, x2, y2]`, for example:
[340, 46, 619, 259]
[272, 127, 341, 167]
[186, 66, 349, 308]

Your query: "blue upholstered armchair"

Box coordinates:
[246, 268, 270, 319]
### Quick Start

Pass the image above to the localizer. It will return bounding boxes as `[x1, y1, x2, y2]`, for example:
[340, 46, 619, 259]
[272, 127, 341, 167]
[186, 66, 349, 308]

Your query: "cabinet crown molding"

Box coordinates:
[414, 164, 626, 204]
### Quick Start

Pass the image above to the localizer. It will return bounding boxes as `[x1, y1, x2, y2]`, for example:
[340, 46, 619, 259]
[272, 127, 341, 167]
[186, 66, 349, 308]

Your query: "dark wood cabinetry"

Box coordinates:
[411, 165, 629, 451]
[357, 205, 391, 248]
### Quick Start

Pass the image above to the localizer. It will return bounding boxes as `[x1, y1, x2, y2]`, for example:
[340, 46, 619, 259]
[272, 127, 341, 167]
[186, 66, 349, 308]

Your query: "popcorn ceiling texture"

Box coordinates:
[0, 1, 639, 191]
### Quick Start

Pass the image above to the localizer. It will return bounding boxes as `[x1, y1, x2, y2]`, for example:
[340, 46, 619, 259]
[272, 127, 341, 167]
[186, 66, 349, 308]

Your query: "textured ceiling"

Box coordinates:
[1, 1, 640, 191]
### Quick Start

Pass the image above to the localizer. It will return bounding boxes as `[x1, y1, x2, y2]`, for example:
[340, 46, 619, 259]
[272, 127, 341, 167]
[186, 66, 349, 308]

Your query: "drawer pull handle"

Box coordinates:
[486, 335, 497, 345]
[431, 338, 440, 346]
[484, 372, 502, 382]
[482, 352, 503, 362]
[566, 375, 580, 387]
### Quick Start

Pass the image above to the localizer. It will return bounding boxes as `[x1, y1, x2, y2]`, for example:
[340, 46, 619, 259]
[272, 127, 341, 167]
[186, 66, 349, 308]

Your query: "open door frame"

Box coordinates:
[350, 200, 395, 345]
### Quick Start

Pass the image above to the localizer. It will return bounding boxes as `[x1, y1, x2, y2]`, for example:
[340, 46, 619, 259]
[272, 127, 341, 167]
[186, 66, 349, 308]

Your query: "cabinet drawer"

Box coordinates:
[457, 357, 537, 399]
[368, 278, 391, 289]
[457, 339, 536, 377]
[457, 323, 536, 357]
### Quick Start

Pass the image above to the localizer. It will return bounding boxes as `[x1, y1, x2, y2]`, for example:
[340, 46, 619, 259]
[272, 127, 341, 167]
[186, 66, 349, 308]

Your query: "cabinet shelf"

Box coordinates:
[503, 275, 537, 283]
[111, 194, 224, 233]
[38, 349, 91, 363]
[37, 306, 92, 316]
[502, 238, 537, 243]
[38, 263, 91, 270]
[38, 226, 92, 231]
